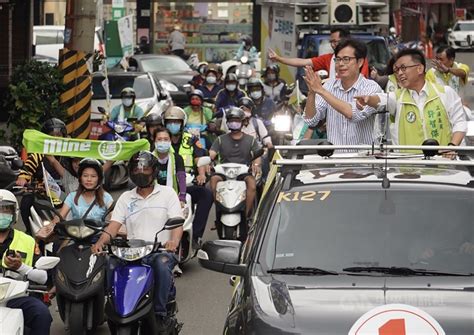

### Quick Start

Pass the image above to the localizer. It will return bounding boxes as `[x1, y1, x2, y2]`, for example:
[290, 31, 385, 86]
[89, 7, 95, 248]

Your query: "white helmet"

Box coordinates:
[389, 27, 396, 34]
[0, 190, 19, 230]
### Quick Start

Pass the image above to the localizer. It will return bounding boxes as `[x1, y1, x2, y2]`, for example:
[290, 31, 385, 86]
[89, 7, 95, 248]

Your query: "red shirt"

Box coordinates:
[311, 53, 370, 78]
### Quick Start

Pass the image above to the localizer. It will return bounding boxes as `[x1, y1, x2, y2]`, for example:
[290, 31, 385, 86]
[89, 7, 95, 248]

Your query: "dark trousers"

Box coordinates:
[171, 49, 185, 59]
[20, 193, 35, 235]
[107, 252, 177, 316]
[187, 185, 213, 240]
[7, 296, 53, 335]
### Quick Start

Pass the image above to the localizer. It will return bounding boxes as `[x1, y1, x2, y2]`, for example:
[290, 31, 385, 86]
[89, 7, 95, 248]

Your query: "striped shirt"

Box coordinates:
[304, 75, 382, 145]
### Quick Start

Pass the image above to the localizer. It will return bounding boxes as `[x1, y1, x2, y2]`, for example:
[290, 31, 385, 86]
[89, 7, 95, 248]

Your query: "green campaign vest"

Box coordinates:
[395, 82, 451, 147]
[2, 229, 35, 268]
[179, 132, 195, 173]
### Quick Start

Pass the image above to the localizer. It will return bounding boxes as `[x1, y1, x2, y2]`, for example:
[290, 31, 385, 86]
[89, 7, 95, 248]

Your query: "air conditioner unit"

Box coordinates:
[330, 0, 357, 25]
[295, 3, 329, 26]
[357, 1, 390, 26]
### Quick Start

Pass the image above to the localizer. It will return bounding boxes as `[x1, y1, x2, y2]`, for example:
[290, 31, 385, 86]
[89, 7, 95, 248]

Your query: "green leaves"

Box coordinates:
[3, 60, 66, 150]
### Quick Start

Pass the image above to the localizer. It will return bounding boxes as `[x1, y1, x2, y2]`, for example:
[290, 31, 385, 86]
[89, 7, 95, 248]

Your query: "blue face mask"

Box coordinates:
[155, 141, 171, 153]
[166, 123, 181, 135]
[0, 213, 13, 230]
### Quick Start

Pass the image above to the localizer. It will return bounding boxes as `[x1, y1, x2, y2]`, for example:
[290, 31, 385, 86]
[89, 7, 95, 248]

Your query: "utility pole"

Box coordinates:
[59, 0, 97, 139]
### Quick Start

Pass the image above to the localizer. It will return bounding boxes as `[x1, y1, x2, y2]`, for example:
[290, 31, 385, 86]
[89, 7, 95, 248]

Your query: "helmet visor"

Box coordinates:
[0, 200, 16, 215]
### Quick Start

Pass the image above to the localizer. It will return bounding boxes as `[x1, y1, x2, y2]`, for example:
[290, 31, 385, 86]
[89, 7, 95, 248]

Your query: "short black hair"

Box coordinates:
[395, 48, 426, 71]
[153, 126, 172, 141]
[436, 45, 456, 59]
[334, 39, 367, 60]
[330, 27, 350, 38]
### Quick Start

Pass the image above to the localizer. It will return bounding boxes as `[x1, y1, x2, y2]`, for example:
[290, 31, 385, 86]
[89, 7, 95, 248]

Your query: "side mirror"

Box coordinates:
[182, 84, 192, 93]
[11, 159, 24, 170]
[98, 106, 107, 114]
[165, 217, 185, 230]
[35, 256, 60, 270]
[197, 240, 246, 276]
[197, 156, 212, 168]
[447, 28, 453, 33]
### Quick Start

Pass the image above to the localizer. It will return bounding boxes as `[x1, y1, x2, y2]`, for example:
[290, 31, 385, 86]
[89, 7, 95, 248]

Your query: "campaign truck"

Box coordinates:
[260, 0, 391, 93]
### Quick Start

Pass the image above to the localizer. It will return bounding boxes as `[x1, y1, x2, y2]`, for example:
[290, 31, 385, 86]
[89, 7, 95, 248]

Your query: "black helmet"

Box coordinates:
[128, 151, 158, 188]
[226, 107, 245, 121]
[238, 97, 255, 112]
[189, 89, 204, 101]
[246, 77, 263, 90]
[78, 158, 104, 190]
[144, 112, 163, 127]
[41, 118, 67, 136]
[264, 64, 280, 76]
[224, 73, 238, 84]
[240, 35, 252, 47]
[120, 87, 136, 98]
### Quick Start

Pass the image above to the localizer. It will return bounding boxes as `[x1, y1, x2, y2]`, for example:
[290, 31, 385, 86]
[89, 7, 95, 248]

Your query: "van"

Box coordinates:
[33, 25, 103, 62]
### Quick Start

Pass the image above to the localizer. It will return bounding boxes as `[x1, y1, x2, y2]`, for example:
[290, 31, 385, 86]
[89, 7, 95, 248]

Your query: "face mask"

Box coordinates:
[122, 98, 133, 107]
[250, 90, 262, 100]
[190, 97, 202, 106]
[227, 121, 242, 131]
[226, 84, 237, 92]
[266, 74, 276, 81]
[166, 123, 181, 135]
[131, 173, 153, 188]
[206, 76, 217, 84]
[155, 141, 171, 153]
[0, 213, 13, 230]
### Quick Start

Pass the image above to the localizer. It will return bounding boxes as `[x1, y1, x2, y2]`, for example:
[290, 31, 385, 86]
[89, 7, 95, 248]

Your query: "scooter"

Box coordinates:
[103, 217, 184, 334]
[34, 198, 113, 335]
[235, 55, 253, 89]
[0, 256, 60, 334]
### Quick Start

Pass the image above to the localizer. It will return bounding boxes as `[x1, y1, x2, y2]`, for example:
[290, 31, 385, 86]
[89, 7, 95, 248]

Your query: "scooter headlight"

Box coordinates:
[224, 167, 239, 179]
[273, 114, 292, 132]
[111, 245, 154, 261]
[66, 225, 96, 239]
[114, 124, 126, 133]
[0, 282, 10, 301]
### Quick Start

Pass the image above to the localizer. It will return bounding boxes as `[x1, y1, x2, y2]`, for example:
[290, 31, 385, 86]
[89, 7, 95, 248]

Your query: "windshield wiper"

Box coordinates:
[342, 266, 472, 276]
[268, 267, 338, 276]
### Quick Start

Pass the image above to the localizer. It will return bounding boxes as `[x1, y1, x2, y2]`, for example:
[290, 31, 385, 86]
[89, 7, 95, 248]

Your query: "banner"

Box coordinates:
[23, 129, 150, 160]
[41, 163, 62, 205]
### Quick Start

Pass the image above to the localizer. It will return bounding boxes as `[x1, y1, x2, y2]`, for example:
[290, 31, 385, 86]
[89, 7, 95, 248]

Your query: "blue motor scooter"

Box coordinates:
[103, 217, 185, 335]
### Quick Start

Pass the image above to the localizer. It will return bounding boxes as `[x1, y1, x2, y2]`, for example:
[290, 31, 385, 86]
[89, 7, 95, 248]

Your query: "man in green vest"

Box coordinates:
[110, 87, 145, 122]
[0, 190, 53, 334]
[355, 48, 467, 149]
[163, 106, 213, 249]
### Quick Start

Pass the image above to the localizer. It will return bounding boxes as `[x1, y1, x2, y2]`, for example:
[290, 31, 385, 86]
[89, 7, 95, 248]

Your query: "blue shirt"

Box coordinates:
[64, 191, 114, 221]
[215, 89, 246, 118]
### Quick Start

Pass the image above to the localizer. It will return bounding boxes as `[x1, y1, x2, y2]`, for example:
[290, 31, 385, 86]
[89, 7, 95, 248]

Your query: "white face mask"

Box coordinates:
[206, 76, 217, 84]
[250, 90, 262, 100]
[122, 98, 133, 107]
[226, 84, 237, 92]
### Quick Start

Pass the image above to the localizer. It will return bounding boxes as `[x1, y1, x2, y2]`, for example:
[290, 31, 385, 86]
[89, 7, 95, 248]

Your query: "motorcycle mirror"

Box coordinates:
[35, 256, 60, 270]
[11, 158, 24, 170]
[98, 106, 107, 114]
[165, 217, 185, 230]
[197, 156, 212, 167]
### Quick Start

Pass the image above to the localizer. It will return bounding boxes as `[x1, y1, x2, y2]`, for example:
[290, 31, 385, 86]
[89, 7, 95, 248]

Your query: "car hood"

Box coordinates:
[450, 31, 472, 39]
[90, 97, 171, 120]
[249, 275, 474, 334]
[153, 71, 194, 88]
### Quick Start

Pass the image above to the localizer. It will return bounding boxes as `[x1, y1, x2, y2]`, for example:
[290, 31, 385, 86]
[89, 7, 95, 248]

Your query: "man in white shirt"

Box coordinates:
[168, 25, 186, 59]
[303, 39, 382, 146]
[92, 151, 183, 328]
[355, 48, 467, 147]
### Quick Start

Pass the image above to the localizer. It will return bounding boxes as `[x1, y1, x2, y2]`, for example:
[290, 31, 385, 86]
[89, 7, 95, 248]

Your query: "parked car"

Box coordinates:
[33, 25, 104, 63]
[126, 54, 195, 107]
[448, 20, 474, 49]
[199, 141, 474, 334]
[90, 72, 171, 121]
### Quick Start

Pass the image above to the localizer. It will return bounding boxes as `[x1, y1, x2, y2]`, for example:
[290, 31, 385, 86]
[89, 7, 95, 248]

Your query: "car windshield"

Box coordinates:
[264, 185, 473, 275]
[140, 57, 190, 73]
[92, 75, 154, 99]
[455, 23, 474, 31]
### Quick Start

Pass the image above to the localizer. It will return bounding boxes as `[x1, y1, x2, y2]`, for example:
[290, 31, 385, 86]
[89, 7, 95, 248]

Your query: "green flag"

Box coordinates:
[22, 129, 150, 160]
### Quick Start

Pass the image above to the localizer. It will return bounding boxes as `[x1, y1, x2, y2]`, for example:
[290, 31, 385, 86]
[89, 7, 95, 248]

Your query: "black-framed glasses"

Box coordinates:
[334, 56, 357, 64]
[393, 64, 420, 74]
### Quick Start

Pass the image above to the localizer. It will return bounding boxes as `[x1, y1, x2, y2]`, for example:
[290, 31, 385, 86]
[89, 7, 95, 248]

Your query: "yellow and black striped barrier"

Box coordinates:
[58, 48, 92, 139]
